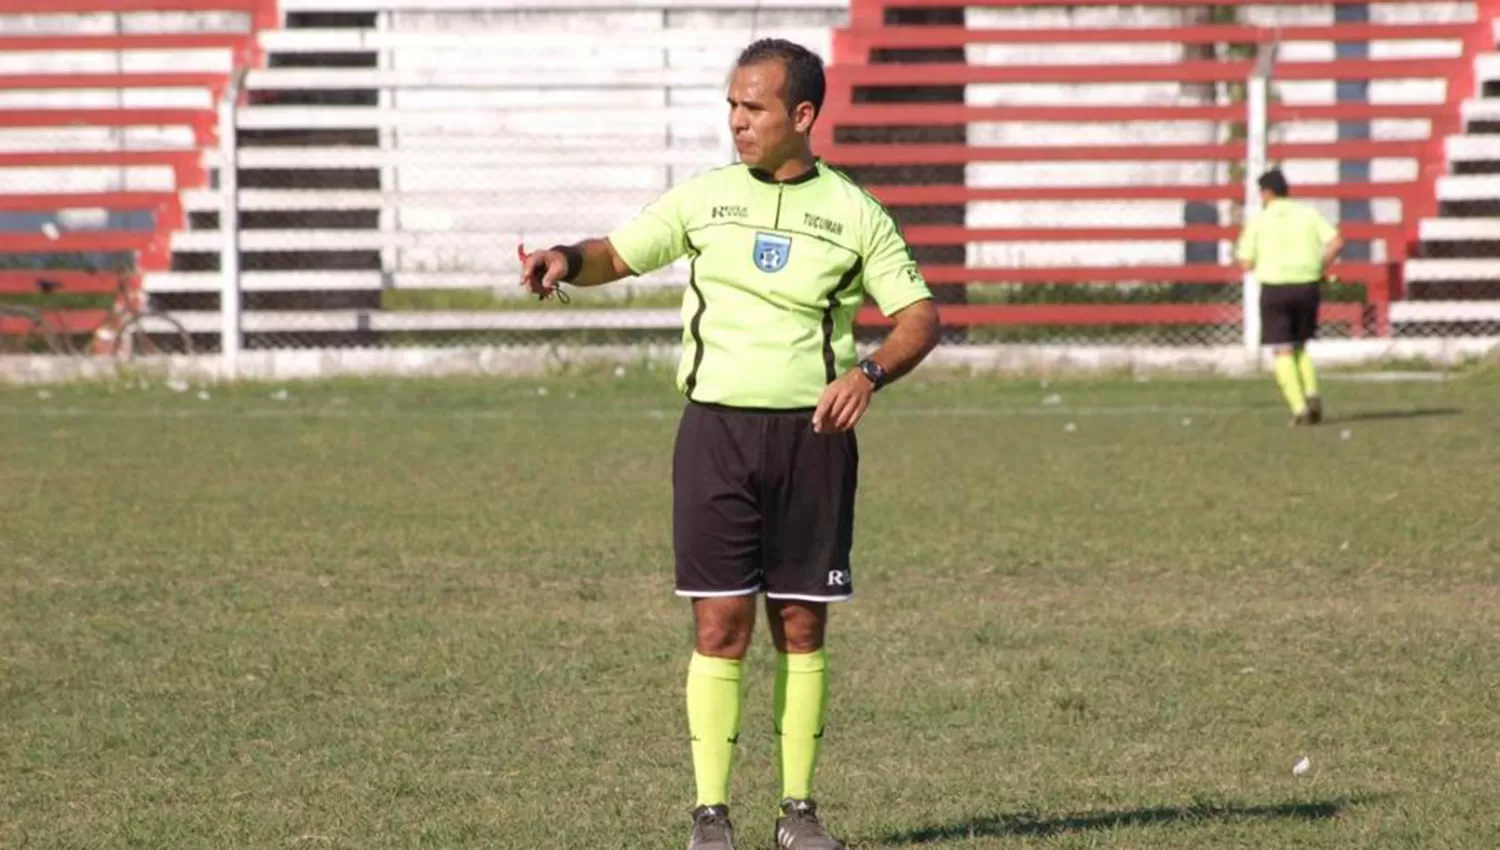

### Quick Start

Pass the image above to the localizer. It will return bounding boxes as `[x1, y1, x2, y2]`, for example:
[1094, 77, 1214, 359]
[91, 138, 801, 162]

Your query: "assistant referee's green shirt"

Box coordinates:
[608, 162, 932, 409]
[1236, 198, 1339, 285]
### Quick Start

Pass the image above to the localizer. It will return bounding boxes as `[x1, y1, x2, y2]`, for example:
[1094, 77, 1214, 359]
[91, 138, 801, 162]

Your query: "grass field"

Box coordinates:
[3, 366, 1498, 849]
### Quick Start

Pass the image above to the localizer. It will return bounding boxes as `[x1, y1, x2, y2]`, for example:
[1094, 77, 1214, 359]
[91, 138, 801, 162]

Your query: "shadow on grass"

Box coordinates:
[876, 797, 1364, 845]
[1332, 407, 1461, 424]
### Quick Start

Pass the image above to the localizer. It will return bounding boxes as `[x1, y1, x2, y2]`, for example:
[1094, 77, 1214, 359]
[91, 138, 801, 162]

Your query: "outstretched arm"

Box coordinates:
[519, 238, 636, 297]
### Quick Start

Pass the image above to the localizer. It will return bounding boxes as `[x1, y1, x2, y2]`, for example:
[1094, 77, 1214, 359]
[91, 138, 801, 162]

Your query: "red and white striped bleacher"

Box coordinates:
[5, 0, 1500, 355]
[0, 0, 274, 339]
[821, 0, 1498, 338]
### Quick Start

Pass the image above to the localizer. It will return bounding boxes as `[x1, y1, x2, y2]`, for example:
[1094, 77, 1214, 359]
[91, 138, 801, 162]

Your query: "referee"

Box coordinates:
[520, 40, 940, 850]
[1236, 169, 1344, 426]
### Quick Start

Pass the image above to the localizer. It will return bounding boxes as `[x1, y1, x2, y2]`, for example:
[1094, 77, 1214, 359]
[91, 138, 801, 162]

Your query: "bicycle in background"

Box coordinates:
[0, 267, 193, 359]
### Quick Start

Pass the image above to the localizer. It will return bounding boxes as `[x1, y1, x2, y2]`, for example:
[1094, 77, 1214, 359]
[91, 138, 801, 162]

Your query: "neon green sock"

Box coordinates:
[775, 649, 828, 801]
[686, 652, 742, 807]
[1295, 350, 1319, 399]
[1274, 354, 1307, 415]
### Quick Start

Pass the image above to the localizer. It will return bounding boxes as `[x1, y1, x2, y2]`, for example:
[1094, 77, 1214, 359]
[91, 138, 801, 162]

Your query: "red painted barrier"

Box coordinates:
[857, 303, 1367, 336]
[0, 0, 277, 283]
[823, 3, 1498, 338]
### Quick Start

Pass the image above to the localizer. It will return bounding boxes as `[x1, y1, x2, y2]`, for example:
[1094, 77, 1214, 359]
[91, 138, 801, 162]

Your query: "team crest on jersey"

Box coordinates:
[753, 232, 792, 273]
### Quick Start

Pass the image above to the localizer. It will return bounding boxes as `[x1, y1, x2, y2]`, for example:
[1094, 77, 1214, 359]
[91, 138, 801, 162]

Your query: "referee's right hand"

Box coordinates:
[518, 246, 567, 299]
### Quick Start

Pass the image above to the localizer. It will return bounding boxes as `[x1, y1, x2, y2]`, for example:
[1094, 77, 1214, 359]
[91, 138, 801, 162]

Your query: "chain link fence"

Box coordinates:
[6, 0, 1498, 368]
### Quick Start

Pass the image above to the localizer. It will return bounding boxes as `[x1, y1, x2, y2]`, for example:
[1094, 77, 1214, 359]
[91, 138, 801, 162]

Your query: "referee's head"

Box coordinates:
[727, 39, 825, 173]
[1258, 168, 1290, 202]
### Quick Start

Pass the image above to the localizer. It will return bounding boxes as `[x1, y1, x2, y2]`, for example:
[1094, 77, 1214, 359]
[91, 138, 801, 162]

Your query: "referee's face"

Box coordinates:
[727, 60, 809, 171]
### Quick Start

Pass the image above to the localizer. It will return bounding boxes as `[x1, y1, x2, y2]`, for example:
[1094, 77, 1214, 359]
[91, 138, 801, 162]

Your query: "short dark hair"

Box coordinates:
[736, 38, 825, 120]
[1258, 168, 1290, 197]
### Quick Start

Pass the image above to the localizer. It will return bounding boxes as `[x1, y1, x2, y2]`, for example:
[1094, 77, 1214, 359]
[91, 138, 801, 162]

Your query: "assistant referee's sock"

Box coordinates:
[686, 652, 743, 808]
[1274, 353, 1307, 416]
[1294, 350, 1320, 401]
[775, 649, 828, 801]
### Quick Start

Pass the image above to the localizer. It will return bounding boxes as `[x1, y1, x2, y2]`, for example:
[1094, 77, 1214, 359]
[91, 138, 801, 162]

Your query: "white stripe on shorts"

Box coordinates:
[675, 587, 762, 599]
[764, 592, 853, 603]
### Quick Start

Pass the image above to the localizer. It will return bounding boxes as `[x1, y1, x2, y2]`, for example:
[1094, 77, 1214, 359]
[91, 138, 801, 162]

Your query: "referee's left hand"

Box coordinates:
[812, 370, 874, 434]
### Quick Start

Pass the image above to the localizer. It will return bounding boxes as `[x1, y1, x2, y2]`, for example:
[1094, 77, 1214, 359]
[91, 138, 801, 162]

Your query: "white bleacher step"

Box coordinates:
[276, 0, 841, 11]
[235, 106, 721, 133]
[1434, 174, 1500, 201]
[1443, 134, 1500, 161]
[1460, 98, 1500, 124]
[259, 28, 825, 53]
[1472, 52, 1500, 85]
[1404, 258, 1500, 281]
[190, 207, 639, 234]
[0, 127, 196, 153]
[1390, 301, 1500, 323]
[180, 189, 663, 212]
[1418, 217, 1500, 240]
[203, 147, 727, 169]
[172, 229, 589, 252]
[145, 270, 689, 293]
[246, 67, 728, 91]
[166, 308, 684, 335]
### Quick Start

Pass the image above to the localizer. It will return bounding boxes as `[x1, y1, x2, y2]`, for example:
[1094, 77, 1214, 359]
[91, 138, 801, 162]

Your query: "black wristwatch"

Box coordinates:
[856, 358, 889, 391]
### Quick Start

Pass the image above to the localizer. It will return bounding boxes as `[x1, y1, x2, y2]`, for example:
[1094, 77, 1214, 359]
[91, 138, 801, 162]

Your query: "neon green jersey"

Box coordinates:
[608, 162, 932, 409]
[1236, 198, 1339, 285]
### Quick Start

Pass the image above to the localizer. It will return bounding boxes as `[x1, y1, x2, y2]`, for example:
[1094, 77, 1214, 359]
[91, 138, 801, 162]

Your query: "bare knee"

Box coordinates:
[693, 596, 756, 659]
[767, 599, 827, 654]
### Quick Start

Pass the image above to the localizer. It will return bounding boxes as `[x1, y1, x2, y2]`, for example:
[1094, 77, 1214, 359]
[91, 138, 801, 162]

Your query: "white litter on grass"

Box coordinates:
[35, 390, 51, 400]
[1181, 417, 1193, 426]
[270, 389, 289, 401]
[1063, 422, 1077, 433]
[1339, 541, 1350, 551]
[1341, 429, 1352, 440]
[536, 386, 549, 396]
[1239, 666, 1256, 675]
[166, 379, 190, 393]
[613, 365, 627, 378]
[1293, 756, 1312, 776]
[196, 390, 211, 401]
[1042, 393, 1063, 406]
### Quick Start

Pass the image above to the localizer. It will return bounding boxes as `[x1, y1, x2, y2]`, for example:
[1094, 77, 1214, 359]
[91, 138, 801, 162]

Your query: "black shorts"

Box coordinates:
[1260, 282, 1321, 346]
[673, 402, 857, 603]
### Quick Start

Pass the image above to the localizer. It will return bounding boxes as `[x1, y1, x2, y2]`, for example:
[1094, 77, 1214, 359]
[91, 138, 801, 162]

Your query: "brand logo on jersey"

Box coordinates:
[712, 204, 748, 220]
[827, 570, 850, 587]
[753, 232, 792, 273]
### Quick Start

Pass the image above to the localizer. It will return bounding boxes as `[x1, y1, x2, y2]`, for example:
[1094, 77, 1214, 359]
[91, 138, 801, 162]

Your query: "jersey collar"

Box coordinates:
[748, 161, 821, 186]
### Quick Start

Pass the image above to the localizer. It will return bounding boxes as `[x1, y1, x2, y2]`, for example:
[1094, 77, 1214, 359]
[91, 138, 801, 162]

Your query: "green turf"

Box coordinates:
[3, 366, 1498, 849]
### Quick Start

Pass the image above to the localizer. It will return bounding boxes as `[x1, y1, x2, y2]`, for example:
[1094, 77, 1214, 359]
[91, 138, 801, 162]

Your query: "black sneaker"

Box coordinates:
[1290, 411, 1312, 428]
[775, 798, 843, 850]
[687, 804, 735, 850]
[1306, 396, 1324, 425]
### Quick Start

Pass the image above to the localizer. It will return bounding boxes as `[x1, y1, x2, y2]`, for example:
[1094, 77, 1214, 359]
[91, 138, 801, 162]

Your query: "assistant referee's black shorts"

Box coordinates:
[1260, 281, 1322, 346]
[672, 401, 857, 603]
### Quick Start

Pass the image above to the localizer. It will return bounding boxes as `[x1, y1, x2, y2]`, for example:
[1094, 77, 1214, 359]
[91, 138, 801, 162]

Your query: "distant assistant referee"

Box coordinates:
[1237, 169, 1344, 426]
[518, 39, 941, 850]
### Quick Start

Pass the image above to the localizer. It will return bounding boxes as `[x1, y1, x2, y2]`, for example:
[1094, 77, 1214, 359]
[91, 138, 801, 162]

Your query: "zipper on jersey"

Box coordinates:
[773, 184, 784, 229]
